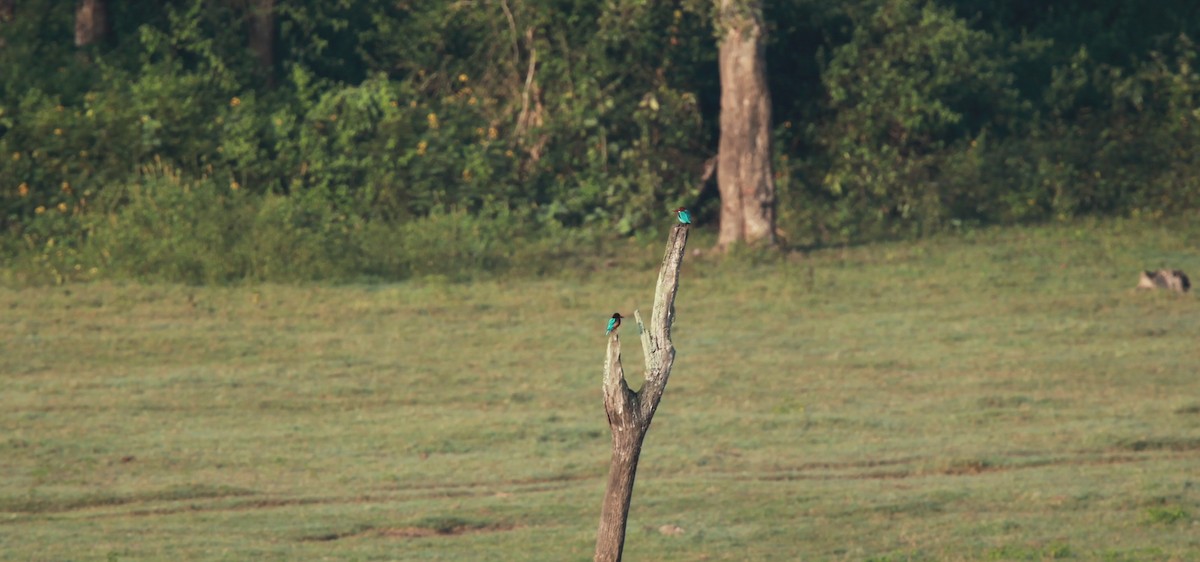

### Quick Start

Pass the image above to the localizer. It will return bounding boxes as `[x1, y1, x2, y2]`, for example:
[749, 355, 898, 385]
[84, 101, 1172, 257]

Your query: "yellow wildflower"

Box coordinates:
[468, 97, 477, 106]
[458, 73, 469, 83]
[462, 169, 472, 181]
[18, 182, 29, 197]
[390, 100, 398, 107]
[230, 181, 240, 191]
[57, 202, 68, 213]
[35, 205, 45, 214]
[488, 127, 498, 140]
[230, 97, 241, 107]
[53, 128, 63, 136]
[505, 150, 514, 158]
[417, 140, 428, 156]
[61, 182, 71, 193]
[427, 112, 439, 129]
[11, 152, 19, 161]
[475, 127, 485, 136]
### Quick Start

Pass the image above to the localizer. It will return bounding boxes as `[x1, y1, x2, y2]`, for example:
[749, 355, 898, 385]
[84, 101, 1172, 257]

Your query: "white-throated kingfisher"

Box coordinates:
[673, 207, 692, 225]
[605, 312, 623, 336]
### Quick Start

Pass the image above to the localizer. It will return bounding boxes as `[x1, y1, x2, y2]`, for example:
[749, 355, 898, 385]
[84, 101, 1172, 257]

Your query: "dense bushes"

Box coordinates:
[5, 160, 583, 285]
[2, 0, 1200, 284]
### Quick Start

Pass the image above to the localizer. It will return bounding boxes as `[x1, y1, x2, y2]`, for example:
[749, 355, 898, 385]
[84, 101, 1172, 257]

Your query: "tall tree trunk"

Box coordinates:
[594, 224, 689, 562]
[716, 0, 777, 249]
[0, 0, 13, 49]
[74, 0, 109, 47]
[247, 0, 275, 85]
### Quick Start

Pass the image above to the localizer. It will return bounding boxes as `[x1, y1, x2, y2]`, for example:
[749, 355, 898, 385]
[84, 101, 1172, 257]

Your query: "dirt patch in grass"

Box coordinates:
[299, 519, 518, 542]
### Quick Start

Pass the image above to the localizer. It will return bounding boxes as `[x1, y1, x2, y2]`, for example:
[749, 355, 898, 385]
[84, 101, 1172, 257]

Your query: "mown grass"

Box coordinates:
[2, 218, 1199, 561]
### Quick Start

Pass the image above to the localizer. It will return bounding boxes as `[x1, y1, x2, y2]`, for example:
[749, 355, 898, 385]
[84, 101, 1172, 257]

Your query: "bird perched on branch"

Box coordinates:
[673, 207, 692, 225]
[605, 312, 623, 336]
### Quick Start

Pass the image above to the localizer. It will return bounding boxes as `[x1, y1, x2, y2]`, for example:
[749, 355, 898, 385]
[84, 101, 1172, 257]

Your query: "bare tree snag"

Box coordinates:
[595, 224, 689, 562]
[716, 0, 777, 249]
[74, 0, 109, 47]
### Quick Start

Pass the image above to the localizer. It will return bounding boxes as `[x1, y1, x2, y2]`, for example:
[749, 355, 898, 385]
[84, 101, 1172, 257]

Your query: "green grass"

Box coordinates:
[2, 218, 1199, 560]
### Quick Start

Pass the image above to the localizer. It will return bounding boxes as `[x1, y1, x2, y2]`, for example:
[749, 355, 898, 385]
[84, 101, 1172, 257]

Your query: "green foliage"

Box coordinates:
[1142, 506, 1190, 525]
[76, 164, 583, 284]
[803, 0, 1035, 240]
[5, 0, 1200, 281]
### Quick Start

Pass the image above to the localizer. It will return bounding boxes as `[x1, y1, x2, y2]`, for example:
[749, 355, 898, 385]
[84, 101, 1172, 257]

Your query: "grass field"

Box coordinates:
[2, 218, 1199, 561]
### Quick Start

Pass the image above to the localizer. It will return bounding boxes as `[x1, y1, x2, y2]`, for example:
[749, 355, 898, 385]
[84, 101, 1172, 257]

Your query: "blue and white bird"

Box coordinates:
[605, 312, 623, 336]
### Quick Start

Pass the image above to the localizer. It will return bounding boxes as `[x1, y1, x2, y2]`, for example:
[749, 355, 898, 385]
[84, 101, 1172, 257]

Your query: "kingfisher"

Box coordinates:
[605, 312, 623, 336]
[673, 207, 692, 225]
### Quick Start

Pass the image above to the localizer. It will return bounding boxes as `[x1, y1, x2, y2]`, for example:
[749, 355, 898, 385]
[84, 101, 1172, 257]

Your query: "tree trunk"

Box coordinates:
[595, 224, 689, 562]
[74, 0, 109, 47]
[247, 0, 275, 85]
[0, 0, 13, 50]
[716, 0, 777, 249]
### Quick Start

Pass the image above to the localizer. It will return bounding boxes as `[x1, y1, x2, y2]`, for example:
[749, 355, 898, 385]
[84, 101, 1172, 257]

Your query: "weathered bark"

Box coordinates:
[247, 0, 275, 85]
[74, 0, 109, 47]
[716, 0, 776, 249]
[595, 224, 689, 562]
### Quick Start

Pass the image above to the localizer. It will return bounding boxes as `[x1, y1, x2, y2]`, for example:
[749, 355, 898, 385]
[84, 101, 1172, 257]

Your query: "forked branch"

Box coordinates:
[595, 224, 689, 562]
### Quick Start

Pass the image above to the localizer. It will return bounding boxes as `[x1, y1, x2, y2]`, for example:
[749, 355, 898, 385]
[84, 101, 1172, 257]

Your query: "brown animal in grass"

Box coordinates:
[1137, 269, 1191, 293]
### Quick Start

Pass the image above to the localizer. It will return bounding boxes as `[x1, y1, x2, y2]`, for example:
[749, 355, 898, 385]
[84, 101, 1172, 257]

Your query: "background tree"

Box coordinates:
[245, 0, 275, 84]
[4, 0, 1200, 283]
[715, 0, 776, 249]
[0, 0, 13, 49]
[73, 0, 107, 47]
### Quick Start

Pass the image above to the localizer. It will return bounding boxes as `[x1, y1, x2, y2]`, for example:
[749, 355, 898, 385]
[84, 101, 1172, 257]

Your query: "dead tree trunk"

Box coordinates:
[595, 224, 689, 562]
[716, 0, 777, 249]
